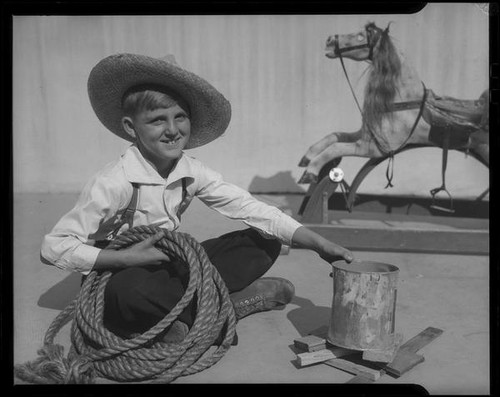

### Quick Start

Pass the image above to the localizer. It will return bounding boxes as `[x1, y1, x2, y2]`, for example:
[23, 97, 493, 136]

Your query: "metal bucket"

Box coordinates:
[328, 260, 399, 351]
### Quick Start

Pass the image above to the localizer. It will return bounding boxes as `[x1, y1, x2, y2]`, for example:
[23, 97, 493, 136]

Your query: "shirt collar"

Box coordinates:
[122, 145, 194, 186]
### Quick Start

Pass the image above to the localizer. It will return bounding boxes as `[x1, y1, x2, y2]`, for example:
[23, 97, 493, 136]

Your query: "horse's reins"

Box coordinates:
[333, 25, 453, 211]
[332, 25, 382, 115]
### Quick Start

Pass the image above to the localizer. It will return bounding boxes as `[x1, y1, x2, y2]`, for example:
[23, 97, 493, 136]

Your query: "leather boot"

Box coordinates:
[230, 277, 295, 320]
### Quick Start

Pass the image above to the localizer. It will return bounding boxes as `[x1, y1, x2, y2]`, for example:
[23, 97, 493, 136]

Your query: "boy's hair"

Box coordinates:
[121, 84, 190, 117]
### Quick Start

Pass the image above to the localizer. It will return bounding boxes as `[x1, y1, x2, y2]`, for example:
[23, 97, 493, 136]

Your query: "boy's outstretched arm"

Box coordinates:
[291, 226, 354, 264]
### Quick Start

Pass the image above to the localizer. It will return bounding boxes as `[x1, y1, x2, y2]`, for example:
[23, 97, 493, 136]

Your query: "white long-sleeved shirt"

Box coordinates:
[41, 145, 303, 274]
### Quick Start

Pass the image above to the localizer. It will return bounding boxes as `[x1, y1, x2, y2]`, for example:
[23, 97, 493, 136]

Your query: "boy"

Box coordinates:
[41, 53, 353, 342]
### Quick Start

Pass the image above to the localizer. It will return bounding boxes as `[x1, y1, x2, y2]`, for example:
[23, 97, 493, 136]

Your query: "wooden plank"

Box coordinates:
[345, 374, 380, 384]
[383, 351, 425, 377]
[325, 192, 489, 219]
[297, 346, 357, 367]
[398, 327, 443, 354]
[379, 327, 443, 377]
[323, 357, 383, 381]
[304, 325, 443, 381]
[328, 210, 489, 230]
[294, 335, 326, 352]
[303, 223, 488, 255]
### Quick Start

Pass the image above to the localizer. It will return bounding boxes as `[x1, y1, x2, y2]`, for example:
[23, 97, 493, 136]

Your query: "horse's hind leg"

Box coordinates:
[298, 131, 362, 167]
[298, 140, 376, 184]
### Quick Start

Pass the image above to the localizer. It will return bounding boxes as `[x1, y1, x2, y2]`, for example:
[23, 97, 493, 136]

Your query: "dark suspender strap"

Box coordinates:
[93, 182, 140, 245]
[175, 178, 188, 219]
[121, 183, 139, 228]
[181, 178, 187, 202]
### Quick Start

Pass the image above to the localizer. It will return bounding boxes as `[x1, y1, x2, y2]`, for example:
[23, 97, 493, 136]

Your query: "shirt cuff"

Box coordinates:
[275, 212, 303, 246]
[55, 244, 101, 275]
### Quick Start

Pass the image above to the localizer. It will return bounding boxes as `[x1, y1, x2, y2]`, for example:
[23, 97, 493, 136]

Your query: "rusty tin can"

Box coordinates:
[328, 260, 399, 351]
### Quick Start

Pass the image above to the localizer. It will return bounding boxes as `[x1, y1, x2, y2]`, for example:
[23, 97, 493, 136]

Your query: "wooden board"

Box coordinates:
[345, 373, 382, 384]
[397, 327, 443, 354]
[343, 327, 443, 382]
[294, 335, 326, 352]
[297, 347, 357, 367]
[303, 221, 488, 255]
[383, 351, 425, 377]
[301, 191, 489, 221]
[323, 357, 383, 381]
[379, 327, 443, 377]
[301, 326, 443, 382]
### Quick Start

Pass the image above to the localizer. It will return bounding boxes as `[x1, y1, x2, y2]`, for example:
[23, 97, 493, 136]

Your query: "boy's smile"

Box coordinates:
[123, 104, 191, 176]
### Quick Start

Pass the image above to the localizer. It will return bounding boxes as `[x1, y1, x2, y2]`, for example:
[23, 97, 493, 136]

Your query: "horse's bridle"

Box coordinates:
[332, 24, 383, 61]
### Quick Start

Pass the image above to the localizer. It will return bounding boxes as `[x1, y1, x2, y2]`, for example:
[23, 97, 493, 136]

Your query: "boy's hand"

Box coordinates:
[94, 231, 170, 270]
[291, 226, 354, 264]
[122, 231, 170, 267]
[319, 241, 354, 264]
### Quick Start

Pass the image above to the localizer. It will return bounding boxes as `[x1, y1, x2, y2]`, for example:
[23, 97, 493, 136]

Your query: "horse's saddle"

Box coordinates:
[423, 89, 489, 133]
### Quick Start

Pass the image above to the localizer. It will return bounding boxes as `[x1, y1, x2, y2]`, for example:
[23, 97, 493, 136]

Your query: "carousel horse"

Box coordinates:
[297, 22, 489, 214]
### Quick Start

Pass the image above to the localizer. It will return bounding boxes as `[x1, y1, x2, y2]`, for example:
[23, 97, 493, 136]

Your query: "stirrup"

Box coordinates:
[429, 186, 455, 214]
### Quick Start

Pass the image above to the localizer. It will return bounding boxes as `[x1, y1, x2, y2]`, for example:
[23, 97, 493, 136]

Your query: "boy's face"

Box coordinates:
[125, 104, 191, 172]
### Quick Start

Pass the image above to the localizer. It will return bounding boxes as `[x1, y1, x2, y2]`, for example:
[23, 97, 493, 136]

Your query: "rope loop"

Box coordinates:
[15, 227, 237, 384]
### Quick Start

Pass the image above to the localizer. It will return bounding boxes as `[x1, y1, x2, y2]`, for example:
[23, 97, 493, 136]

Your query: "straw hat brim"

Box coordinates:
[87, 53, 231, 149]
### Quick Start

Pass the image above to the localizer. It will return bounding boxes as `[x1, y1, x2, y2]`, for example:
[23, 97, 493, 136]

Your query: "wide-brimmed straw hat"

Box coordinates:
[87, 53, 231, 149]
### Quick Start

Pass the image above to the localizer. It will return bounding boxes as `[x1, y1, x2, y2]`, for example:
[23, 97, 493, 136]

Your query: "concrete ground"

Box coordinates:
[13, 193, 490, 394]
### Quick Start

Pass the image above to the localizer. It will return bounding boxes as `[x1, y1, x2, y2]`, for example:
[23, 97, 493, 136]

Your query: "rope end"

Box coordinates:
[14, 344, 95, 384]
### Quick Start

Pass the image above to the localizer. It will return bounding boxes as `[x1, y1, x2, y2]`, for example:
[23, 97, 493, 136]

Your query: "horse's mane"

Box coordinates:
[362, 22, 402, 129]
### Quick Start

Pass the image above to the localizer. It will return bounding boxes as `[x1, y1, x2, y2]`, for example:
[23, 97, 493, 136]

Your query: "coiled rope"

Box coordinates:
[14, 225, 237, 384]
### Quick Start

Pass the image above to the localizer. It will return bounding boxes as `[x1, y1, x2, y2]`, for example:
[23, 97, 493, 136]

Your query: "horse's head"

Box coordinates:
[325, 22, 388, 61]
[325, 22, 402, 130]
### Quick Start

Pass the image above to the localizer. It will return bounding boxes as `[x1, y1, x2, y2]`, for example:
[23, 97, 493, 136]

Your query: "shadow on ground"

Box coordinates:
[287, 295, 331, 337]
[37, 272, 82, 310]
[248, 171, 304, 194]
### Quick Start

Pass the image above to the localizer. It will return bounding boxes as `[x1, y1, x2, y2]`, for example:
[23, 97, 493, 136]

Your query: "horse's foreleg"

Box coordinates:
[298, 140, 373, 184]
[298, 131, 362, 167]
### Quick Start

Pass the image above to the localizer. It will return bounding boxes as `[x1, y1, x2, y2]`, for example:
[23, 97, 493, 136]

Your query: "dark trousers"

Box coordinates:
[102, 228, 281, 337]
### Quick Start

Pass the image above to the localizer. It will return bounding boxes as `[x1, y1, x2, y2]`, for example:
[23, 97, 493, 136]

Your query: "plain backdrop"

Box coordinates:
[13, 3, 489, 199]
